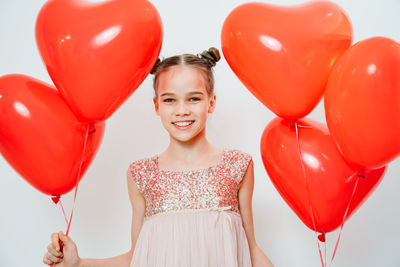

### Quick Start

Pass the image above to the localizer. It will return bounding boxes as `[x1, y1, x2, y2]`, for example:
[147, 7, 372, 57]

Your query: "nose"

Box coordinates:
[175, 101, 190, 116]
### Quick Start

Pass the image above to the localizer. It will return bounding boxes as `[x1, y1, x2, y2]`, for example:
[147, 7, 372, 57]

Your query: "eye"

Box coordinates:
[163, 98, 175, 103]
[189, 97, 201, 102]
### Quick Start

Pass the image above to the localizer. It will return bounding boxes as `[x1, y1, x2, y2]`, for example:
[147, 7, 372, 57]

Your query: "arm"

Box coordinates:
[78, 168, 146, 267]
[238, 159, 274, 267]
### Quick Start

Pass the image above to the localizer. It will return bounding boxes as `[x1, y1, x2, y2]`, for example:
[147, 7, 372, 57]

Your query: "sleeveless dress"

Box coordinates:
[127, 149, 253, 267]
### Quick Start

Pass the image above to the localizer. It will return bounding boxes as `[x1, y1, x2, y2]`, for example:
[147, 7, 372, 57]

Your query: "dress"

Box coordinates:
[127, 149, 253, 267]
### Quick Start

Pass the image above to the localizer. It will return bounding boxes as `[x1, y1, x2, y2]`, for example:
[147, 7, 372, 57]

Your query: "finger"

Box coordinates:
[47, 243, 63, 257]
[45, 252, 63, 264]
[43, 252, 56, 264]
[58, 232, 69, 252]
[58, 231, 69, 242]
[51, 232, 60, 251]
[43, 255, 57, 265]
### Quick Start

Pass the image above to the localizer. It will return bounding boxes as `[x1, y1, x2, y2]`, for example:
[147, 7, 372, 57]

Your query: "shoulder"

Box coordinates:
[225, 149, 253, 184]
[128, 154, 157, 173]
[225, 148, 253, 163]
[126, 156, 156, 192]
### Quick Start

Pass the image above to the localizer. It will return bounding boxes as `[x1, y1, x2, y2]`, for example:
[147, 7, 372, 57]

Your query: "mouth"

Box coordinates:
[171, 120, 195, 128]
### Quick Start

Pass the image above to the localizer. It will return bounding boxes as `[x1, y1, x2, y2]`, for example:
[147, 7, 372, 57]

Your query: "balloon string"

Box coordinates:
[66, 123, 90, 235]
[51, 123, 90, 267]
[328, 173, 360, 267]
[58, 200, 69, 225]
[294, 120, 326, 267]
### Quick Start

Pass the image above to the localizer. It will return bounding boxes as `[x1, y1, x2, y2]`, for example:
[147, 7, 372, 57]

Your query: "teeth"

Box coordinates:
[174, 121, 193, 126]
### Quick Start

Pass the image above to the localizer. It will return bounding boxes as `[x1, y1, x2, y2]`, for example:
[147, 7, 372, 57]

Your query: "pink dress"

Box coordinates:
[127, 149, 253, 267]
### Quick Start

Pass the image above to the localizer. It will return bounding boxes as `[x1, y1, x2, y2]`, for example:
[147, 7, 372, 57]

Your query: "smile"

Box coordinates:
[172, 120, 195, 128]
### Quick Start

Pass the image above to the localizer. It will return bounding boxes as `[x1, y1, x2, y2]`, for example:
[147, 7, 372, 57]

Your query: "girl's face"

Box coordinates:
[153, 65, 216, 143]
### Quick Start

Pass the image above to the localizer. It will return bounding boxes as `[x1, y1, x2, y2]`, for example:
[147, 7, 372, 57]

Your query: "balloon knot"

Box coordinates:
[88, 123, 96, 134]
[288, 119, 297, 129]
[51, 195, 60, 204]
[318, 233, 326, 242]
[357, 168, 366, 178]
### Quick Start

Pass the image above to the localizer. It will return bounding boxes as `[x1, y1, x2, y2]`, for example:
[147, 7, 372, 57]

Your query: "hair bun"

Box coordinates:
[199, 47, 221, 67]
[150, 58, 161, 74]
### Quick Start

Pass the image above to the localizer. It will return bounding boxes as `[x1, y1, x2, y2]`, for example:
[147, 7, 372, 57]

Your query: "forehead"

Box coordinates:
[157, 65, 207, 95]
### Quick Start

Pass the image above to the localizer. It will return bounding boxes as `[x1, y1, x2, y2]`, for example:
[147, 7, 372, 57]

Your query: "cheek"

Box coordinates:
[158, 105, 173, 121]
[158, 102, 170, 112]
[194, 104, 210, 118]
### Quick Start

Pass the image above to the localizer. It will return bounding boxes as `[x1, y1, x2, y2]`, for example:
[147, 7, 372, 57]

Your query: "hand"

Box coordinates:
[43, 231, 81, 267]
[250, 245, 274, 267]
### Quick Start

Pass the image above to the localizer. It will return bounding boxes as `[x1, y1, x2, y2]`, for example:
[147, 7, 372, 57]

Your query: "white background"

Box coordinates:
[1, 0, 399, 266]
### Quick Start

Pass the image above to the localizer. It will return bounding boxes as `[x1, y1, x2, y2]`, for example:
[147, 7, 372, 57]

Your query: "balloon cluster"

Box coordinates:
[222, 1, 399, 266]
[0, 0, 162, 198]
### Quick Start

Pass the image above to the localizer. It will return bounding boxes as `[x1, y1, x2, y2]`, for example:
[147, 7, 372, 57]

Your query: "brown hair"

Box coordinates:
[150, 47, 221, 98]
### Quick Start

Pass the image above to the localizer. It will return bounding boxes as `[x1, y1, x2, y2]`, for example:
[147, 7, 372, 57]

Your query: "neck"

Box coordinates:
[164, 128, 217, 161]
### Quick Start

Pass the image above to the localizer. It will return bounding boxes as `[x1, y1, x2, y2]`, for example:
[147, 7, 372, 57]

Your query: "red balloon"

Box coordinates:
[221, 1, 352, 119]
[325, 37, 400, 169]
[0, 74, 105, 196]
[260, 117, 386, 233]
[35, 0, 163, 123]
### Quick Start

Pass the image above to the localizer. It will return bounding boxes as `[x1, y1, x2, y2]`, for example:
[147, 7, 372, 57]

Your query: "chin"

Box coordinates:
[171, 130, 202, 143]
[171, 134, 195, 142]
[167, 124, 205, 142]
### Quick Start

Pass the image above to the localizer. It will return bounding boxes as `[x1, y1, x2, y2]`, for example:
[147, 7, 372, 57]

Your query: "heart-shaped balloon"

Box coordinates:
[35, 0, 163, 123]
[221, 1, 353, 119]
[260, 117, 386, 233]
[325, 37, 400, 169]
[0, 74, 105, 196]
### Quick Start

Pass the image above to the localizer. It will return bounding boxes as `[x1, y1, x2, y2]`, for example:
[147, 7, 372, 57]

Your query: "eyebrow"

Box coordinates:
[159, 91, 204, 97]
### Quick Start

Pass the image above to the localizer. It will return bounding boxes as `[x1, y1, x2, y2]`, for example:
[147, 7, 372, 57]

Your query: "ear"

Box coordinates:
[208, 93, 216, 113]
[153, 96, 160, 115]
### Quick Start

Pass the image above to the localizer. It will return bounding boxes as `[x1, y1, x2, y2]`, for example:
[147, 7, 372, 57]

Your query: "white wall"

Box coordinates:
[1, 0, 399, 266]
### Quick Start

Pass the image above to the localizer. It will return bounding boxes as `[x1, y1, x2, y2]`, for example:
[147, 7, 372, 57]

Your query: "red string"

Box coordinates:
[58, 200, 69, 225]
[328, 173, 360, 267]
[293, 119, 361, 267]
[51, 123, 90, 266]
[293, 120, 326, 267]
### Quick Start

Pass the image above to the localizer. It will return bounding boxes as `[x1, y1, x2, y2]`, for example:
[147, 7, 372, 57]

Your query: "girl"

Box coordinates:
[43, 47, 274, 267]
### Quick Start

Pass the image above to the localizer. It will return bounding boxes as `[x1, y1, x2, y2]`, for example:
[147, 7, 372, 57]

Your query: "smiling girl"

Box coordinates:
[43, 47, 274, 267]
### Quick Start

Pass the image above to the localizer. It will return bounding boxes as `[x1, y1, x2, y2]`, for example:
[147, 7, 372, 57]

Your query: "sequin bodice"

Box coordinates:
[128, 149, 252, 218]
